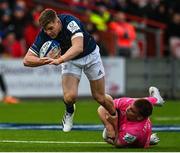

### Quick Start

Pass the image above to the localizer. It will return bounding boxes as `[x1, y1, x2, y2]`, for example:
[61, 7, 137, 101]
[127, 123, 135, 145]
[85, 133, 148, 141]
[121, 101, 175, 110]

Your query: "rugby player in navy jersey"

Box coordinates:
[23, 8, 117, 132]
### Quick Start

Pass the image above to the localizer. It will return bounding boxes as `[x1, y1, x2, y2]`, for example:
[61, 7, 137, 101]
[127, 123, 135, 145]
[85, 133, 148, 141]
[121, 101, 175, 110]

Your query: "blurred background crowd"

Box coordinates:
[0, 0, 180, 101]
[0, 0, 180, 59]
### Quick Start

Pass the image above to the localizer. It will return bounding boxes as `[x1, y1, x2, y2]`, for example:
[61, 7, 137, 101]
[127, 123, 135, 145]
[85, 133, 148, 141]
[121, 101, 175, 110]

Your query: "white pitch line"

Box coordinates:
[0, 140, 106, 144]
[154, 117, 180, 121]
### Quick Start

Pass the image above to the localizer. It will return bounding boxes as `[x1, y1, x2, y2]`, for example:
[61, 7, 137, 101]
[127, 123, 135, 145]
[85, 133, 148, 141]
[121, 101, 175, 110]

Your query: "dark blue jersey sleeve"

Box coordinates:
[30, 30, 51, 56]
[64, 15, 83, 37]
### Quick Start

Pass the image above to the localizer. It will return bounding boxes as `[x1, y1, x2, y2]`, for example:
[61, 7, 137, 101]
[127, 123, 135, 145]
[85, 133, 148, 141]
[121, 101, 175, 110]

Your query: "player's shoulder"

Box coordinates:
[114, 97, 134, 105]
[36, 29, 51, 42]
[113, 97, 131, 110]
[39, 28, 46, 35]
[58, 14, 80, 23]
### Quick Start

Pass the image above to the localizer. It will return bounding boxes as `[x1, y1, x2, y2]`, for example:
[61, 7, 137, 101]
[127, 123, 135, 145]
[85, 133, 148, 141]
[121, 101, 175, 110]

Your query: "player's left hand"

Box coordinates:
[49, 56, 64, 65]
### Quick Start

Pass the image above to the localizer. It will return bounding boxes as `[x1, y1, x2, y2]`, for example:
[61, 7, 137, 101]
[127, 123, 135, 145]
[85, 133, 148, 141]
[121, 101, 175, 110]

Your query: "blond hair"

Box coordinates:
[39, 8, 57, 28]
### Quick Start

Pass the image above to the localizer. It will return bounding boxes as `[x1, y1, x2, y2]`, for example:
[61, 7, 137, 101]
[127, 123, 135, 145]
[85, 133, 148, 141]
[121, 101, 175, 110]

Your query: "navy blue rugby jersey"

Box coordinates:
[30, 14, 97, 59]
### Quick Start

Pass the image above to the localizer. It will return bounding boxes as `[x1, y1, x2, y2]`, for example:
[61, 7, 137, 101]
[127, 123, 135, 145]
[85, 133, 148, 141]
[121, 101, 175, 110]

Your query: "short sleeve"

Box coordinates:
[118, 131, 137, 146]
[65, 16, 83, 37]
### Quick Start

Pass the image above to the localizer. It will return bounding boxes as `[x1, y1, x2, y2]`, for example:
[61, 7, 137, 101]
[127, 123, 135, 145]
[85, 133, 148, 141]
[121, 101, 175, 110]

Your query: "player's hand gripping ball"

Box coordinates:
[40, 40, 61, 59]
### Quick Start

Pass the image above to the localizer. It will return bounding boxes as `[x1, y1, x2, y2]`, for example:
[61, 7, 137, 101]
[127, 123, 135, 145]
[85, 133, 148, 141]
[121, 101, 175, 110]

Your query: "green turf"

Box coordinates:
[0, 99, 180, 151]
[0, 99, 100, 124]
[0, 130, 179, 152]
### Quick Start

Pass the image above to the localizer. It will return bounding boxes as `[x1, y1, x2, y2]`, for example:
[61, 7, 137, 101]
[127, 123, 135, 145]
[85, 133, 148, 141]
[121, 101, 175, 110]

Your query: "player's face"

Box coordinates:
[44, 18, 61, 39]
[126, 104, 142, 121]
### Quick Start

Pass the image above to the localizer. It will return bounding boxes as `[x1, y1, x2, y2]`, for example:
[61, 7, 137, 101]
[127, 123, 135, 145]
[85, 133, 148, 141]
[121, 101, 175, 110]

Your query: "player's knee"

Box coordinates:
[97, 106, 103, 114]
[97, 106, 107, 117]
[64, 93, 77, 104]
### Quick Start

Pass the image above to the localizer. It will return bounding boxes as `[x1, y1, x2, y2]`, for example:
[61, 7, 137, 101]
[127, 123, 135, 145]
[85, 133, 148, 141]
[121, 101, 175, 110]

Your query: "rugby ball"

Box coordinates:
[40, 40, 61, 59]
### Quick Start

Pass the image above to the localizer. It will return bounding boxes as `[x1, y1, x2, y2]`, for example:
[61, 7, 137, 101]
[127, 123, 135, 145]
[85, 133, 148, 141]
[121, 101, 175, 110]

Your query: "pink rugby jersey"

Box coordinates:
[113, 97, 156, 148]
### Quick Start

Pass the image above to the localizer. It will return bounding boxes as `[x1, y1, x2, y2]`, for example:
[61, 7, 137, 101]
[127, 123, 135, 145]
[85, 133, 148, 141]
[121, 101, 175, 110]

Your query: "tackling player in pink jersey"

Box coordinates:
[98, 86, 165, 148]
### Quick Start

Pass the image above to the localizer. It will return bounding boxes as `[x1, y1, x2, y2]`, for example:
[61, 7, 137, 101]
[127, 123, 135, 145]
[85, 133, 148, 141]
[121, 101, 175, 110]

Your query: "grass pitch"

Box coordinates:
[0, 99, 180, 152]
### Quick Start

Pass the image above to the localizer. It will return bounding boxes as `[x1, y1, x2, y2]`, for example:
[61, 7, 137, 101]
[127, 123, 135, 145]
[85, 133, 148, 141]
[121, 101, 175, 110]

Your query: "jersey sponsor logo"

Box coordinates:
[67, 21, 80, 33]
[123, 133, 136, 143]
[62, 64, 68, 70]
[98, 70, 103, 76]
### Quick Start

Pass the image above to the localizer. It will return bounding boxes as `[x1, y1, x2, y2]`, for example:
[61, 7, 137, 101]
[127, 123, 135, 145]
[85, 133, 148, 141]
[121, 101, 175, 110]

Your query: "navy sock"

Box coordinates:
[64, 100, 74, 114]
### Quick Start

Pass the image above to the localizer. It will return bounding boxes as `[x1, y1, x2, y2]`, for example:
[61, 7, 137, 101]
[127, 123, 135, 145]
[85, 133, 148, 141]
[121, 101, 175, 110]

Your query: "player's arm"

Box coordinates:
[62, 36, 83, 61]
[23, 49, 53, 67]
[106, 112, 118, 138]
[113, 133, 137, 148]
[104, 94, 119, 135]
[50, 35, 83, 65]
[104, 136, 124, 148]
